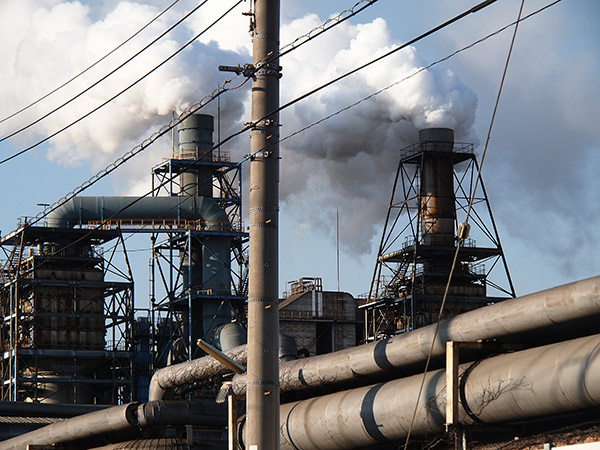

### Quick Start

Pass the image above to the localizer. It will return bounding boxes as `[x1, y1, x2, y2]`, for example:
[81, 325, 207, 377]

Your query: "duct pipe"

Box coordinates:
[0, 403, 138, 449]
[0, 400, 226, 450]
[149, 335, 296, 401]
[45, 195, 228, 230]
[233, 276, 600, 395]
[262, 333, 600, 450]
[149, 344, 248, 401]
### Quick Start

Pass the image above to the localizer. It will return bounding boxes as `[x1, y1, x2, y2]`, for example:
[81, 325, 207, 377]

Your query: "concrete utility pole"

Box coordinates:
[247, 0, 280, 448]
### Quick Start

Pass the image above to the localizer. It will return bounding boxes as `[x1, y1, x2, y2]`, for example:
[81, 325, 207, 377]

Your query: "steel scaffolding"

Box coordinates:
[0, 226, 134, 404]
[149, 150, 248, 369]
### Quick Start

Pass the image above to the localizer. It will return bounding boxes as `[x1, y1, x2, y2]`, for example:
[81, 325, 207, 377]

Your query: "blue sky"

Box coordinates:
[0, 0, 598, 307]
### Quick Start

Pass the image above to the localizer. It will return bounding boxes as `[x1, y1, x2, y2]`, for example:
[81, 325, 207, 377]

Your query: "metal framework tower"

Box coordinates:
[149, 114, 248, 368]
[363, 128, 515, 340]
[0, 225, 134, 404]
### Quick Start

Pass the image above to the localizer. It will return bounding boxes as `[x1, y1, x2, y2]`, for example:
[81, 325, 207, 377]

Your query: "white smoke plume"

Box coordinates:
[0, 0, 478, 256]
[279, 15, 477, 254]
[0, 0, 250, 175]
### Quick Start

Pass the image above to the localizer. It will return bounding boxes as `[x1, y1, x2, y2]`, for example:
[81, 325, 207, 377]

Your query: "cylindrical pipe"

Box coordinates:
[147, 278, 600, 403]
[247, 0, 281, 447]
[0, 403, 138, 449]
[45, 196, 229, 229]
[149, 334, 294, 401]
[273, 333, 600, 450]
[149, 344, 248, 401]
[0, 400, 225, 449]
[233, 276, 600, 395]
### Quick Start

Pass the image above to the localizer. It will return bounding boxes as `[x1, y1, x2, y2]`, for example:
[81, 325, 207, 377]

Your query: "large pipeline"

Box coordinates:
[149, 344, 248, 401]
[271, 333, 600, 450]
[146, 277, 600, 402]
[149, 334, 298, 401]
[0, 400, 226, 450]
[145, 277, 600, 400]
[0, 401, 107, 418]
[232, 276, 600, 395]
[45, 195, 229, 230]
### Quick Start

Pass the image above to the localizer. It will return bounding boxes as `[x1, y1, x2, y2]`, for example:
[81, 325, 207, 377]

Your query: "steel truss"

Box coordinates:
[363, 141, 515, 340]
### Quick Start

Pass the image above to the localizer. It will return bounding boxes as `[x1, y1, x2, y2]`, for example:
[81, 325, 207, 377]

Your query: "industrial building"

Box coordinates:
[1, 1, 599, 448]
[279, 277, 361, 356]
[2, 121, 600, 450]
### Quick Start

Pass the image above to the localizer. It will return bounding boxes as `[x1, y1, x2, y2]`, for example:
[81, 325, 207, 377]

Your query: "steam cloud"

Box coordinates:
[0, 0, 478, 256]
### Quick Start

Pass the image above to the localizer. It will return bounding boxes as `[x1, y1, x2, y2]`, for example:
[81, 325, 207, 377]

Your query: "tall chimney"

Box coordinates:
[419, 128, 456, 246]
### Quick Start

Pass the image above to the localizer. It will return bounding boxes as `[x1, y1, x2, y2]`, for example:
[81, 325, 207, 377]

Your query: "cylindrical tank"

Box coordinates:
[177, 114, 236, 356]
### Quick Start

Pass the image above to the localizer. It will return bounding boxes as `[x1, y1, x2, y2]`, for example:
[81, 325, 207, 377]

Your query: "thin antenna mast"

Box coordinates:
[337, 208, 340, 293]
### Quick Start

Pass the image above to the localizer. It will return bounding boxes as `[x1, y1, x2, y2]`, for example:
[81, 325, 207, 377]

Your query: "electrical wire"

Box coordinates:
[401, 1, 528, 448]
[270, 0, 379, 61]
[0, 0, 211, 145]
[0, 0, 244, 165]
[0, 0, 374, 166]
[255, 0, 501, 128]
[0, 0, 532, 279]
[270, 0, 561, 153]
[5, 76, 250, 238]
[1, 0, 503, 257]
[0, 0, 180, 126]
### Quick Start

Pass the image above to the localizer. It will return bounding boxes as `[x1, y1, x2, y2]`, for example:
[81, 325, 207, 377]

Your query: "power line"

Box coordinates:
[0, 0, 180, 126]
[0, 0, 244, 166]
[0, 0, 210, 144]
[0, 0, 375, 167]
[274, 0, 379, 61]
[11, 76, 249, 236]
[272, 0, 562, 150]
[4, 0, 528, 236]
[244, 0, 500, 134]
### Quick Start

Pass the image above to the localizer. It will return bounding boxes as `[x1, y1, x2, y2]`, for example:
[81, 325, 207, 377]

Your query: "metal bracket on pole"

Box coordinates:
[445, 341, 459, 432]
[218, 64, 256, 78]
[446, 340, 510, 450]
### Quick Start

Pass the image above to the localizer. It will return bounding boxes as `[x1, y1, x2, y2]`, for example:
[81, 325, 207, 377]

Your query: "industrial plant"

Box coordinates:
[2, 116, 599, 449]
[1, 1, 599, 450]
